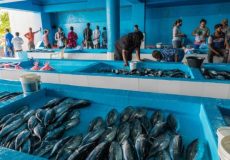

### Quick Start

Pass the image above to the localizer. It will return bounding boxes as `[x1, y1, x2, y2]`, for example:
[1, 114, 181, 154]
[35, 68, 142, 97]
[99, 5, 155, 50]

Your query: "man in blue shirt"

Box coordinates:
[152, 49, 184, 62]
[4, 28, 14, 57]
[208, 24, 228, 63]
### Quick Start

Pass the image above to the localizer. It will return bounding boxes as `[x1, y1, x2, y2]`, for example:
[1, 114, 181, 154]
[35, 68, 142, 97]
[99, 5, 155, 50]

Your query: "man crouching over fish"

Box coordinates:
[114, 32, 144, 66]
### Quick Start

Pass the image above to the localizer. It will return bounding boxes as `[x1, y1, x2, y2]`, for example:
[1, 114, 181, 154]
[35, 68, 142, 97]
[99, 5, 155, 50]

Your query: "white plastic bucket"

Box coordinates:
[15, 51, 28, 60]
[219, 135, 230, 160]
[20, 74, 41, 96]
[130, 62, 137, 71]
[217, 127, 230, 147]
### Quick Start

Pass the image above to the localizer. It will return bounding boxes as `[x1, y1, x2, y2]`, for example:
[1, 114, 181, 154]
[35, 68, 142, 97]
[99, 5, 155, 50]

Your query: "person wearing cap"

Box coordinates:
[114, 32, 144, 66]
[208, 24, 229, 63]
[192, 19, 210, 49]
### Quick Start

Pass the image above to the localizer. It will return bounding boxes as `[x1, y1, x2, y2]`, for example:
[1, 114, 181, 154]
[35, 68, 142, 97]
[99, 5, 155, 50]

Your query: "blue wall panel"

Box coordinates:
[49, 2, 230, 46]
[51, 7, 132, 45]
[145, 2, 230, 45]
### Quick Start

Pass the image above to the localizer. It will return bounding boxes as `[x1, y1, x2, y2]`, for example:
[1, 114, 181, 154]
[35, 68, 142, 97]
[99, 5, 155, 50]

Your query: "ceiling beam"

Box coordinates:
[0, 0, 41, 12]
[127, 0, 143, 4]
[146, 0, 230, 7]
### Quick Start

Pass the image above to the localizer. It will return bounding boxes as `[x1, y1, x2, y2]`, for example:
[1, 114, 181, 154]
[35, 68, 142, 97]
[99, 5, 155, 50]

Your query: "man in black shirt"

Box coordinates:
[83, 23, 93, 49]
[115, 32, 144, 66]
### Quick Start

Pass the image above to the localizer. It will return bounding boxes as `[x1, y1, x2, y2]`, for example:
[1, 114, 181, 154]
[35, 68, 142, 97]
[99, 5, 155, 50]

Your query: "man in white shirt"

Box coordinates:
[12, 32, 24, 52]
[93, 26, 101, 49]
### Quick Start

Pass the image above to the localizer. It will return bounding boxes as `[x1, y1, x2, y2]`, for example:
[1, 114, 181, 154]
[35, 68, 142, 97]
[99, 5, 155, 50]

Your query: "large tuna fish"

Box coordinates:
[109, 141, 123, 160]
[86, 141, 110, 160]
[106, 109, 119, 126]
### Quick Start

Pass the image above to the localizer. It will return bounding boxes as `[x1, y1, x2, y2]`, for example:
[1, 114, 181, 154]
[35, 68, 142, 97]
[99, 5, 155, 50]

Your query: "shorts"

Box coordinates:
[28, 42, 35, 51]
[172, 40, 182, 48]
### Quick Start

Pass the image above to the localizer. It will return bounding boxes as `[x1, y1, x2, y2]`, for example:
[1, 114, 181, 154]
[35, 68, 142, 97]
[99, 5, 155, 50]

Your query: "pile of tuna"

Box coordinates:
[0, 97, 90, 159]
[0, 92, 22, 102]
[97, 68, 191, 79]
[67, 107, 202, 160]
[201, 68, 230, 80]
[0, 98, 203, 160]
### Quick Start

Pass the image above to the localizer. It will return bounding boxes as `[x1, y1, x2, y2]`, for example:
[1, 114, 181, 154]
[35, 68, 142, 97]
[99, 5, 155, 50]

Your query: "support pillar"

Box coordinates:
[106, 0, 120, 60]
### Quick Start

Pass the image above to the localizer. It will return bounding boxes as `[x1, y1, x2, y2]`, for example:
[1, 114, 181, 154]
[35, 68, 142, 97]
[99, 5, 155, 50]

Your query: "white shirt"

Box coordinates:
[172, 26, 182, 41]
[12, 36, 24, 51]
[93, 29, 101, 45]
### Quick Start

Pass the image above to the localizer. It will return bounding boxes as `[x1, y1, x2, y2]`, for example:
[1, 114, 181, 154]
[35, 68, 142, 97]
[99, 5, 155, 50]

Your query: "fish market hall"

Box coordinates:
[0, 0, 230, 160]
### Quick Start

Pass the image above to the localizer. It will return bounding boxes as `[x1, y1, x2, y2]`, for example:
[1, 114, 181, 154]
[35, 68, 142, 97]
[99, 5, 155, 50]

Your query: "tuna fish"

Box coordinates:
[68, 109, 80, 120]
[106, 109, 119, 126]
[122, 139, 138, 160]
[48, 111, 69, 131]
[2, 124, 27, 145]
[23, 110, 36, 121]
[64, 117, 80, 130]
[86, 141, 110, 160]
[82, 128, 105, 145]
[28, 116, 39, 131]
[0, 113, 14, 125]
[99, 126, 117, 142]
[130, 119, 142, 142]
[129, 108, 147, 121]
[36, 109, 46, 123]
[70, 99, 91, 109]
[167, 114, 178, 132]
[37, 141, 57, 157]
[135, 134, 149, 160]
[120, 106, 135, 123]
[109, 141, 123, 160]
[150, 111, 164, 126]
[20, 138, 32, 154]
[50, 136, 73, 157]
[150, 122, 167, 138]
[148, 133, 171, 157]
[66, 134, 83, 150]
[88, 117, 105, 132]
[67, 142, 96, 160]
[169, 134, 183, 160]
[42, 97, 67, 109]
[186, 139, 199, 160]
[43, 109, 56, 127]
[15, 129, 31, 150]
[55, 148, 73, 160]
[1, 114, 23, 128]
[33, 123, 45, 141]
[15, 106, 30, 115]
[0, 118, 24, 138]
[117, 122, 130, 144]
[140, 116, 152, 135]
[44, 126, 65, 141]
